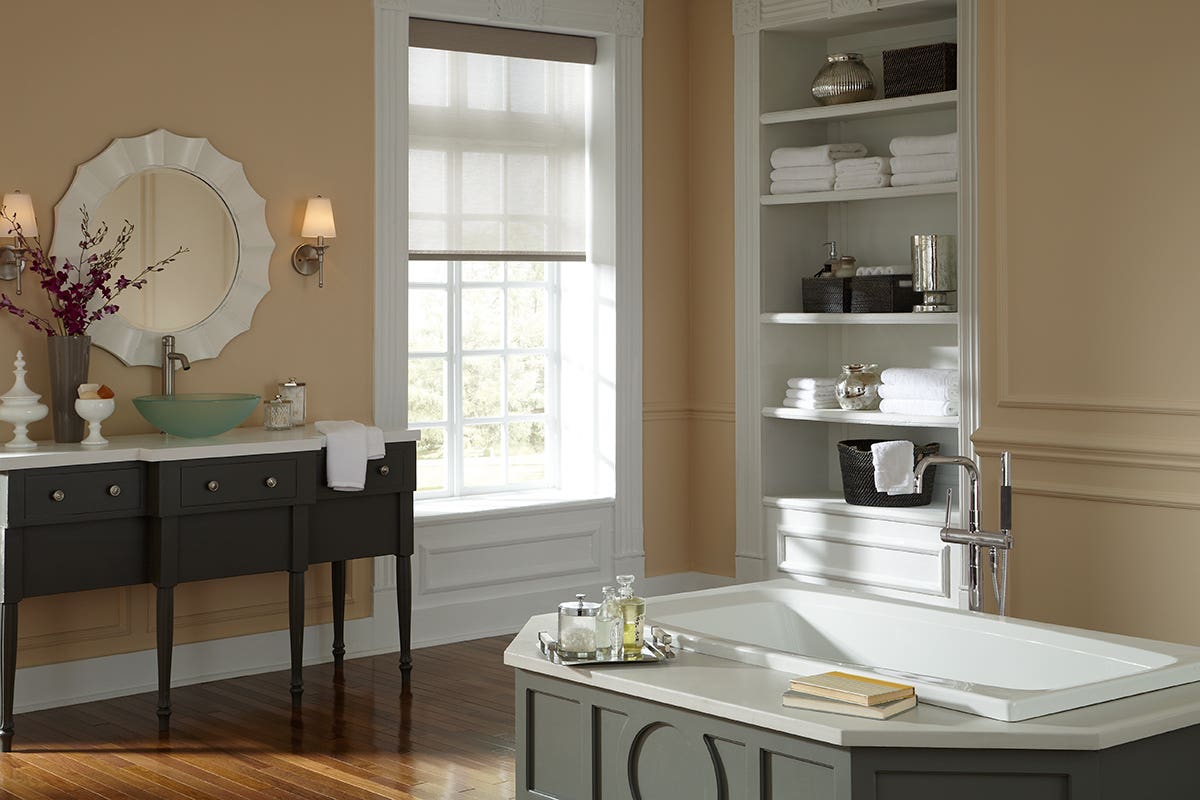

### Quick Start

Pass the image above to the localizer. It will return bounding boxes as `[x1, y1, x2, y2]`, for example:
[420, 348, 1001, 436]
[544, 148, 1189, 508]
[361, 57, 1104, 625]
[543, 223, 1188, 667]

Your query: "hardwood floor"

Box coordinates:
[0, 637, 517, 799]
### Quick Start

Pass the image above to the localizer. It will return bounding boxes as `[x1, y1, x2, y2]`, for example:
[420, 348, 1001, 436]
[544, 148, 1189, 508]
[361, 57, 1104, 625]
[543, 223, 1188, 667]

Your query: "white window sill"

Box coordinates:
[413, 490, 615, 525]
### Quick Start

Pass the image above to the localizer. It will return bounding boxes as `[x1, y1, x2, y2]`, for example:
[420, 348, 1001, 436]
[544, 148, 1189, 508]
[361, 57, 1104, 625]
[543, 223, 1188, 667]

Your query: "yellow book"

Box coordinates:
[782, 690, 917, 720]
[787, 671, 914, 707]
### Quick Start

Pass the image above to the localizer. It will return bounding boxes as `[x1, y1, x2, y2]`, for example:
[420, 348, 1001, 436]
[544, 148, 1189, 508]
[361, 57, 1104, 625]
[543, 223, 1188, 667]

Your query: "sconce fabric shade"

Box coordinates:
[300, 196, 336, 239]
[2, 192, 37, 237]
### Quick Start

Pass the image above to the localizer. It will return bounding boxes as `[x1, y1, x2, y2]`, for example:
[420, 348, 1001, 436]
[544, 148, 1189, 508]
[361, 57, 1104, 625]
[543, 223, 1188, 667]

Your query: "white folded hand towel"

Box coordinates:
[785, 387, 835, 400]
[771, 177, 835, 194]
[879, 382, 961, 402]
[770, 165, 837, 182]
[890, 153, 957, 174]
[782, 397, 840, 409]
[855, 264, 914, 277]
[871, 440, 916, 496]
[889, 132, 958, 156]
[891, 170, 957, 187]
[770, 143, 867, 168]
[786, 377, 836, 390]
[366, 425, 386, 460]
[315, 420, 371, 491]
[880, 367, 957, 391]
[834, 173, 891, 190]
[834, 156, 892, 176]
[879, 398, 959, 417]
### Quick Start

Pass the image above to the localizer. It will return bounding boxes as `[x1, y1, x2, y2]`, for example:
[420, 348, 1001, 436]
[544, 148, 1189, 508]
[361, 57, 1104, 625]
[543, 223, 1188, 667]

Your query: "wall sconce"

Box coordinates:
[0, 192, 38, 295]
[291, 196, 336, 288]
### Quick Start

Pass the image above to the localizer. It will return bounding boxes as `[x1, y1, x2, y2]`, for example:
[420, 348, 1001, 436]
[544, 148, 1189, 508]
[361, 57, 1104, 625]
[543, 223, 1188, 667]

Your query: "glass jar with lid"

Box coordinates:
[264, 395, 294, 431]
[557, 593, 600, 660]
[278, 378, 306, 426]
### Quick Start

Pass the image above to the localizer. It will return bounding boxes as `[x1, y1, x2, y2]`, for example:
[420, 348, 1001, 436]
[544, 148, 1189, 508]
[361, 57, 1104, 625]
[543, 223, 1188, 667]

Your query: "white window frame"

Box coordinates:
[374, 0, 645, 578]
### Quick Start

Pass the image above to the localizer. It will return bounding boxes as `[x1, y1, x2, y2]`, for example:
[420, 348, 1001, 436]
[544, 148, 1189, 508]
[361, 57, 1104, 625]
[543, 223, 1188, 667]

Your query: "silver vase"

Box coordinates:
[811, 53, 877, 106]
[47, 335, 91, 443]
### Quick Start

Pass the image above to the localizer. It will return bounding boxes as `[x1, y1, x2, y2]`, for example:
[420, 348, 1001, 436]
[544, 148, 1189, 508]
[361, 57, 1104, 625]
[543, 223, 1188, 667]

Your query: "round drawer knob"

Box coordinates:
[50, 489, 65, 503]
[108, 485, 122, 498]
[265, 477, 278, 489]
[378, 465, 391, 477]
[207, 480, 220, 493]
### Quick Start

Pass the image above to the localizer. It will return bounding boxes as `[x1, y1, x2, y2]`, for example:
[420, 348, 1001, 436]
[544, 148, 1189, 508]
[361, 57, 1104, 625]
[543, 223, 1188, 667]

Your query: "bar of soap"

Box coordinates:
[77, 383, 101, 399]
[97, 385, 115, 399]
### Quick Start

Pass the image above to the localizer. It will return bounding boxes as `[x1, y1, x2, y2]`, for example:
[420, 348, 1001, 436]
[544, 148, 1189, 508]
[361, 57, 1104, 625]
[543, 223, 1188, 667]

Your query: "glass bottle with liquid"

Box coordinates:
[616, 574, 645, 658]
[595, 585, 621, 660]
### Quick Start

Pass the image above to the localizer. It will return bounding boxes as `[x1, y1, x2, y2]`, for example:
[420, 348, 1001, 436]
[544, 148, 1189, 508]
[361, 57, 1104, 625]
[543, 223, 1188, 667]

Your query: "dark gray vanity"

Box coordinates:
[0, 431, 416, 751]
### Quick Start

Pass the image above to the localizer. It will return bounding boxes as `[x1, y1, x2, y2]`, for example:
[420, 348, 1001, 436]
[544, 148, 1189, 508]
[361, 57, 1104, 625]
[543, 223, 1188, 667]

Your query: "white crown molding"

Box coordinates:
[374, 0, 409, 10]
[615, 0, 643, 37]
[733, 0, 760, 34]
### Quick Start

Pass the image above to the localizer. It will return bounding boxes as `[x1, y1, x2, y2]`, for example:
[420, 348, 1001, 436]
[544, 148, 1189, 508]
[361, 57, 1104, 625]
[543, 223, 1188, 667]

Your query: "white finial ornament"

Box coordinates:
[0, 350, 49, 449]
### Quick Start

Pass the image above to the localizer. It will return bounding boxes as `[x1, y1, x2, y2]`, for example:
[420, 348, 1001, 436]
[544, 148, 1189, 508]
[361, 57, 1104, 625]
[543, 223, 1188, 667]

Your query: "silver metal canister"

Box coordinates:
[911, 234, 957, 312]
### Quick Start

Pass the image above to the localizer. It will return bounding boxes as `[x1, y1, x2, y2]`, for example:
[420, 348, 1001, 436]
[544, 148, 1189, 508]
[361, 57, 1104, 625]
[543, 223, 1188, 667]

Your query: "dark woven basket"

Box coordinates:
[837, 439, 940, 507]
[883, 42, 956, 98]
[850, 275, 921, 313]
[802, 277, 851, 313]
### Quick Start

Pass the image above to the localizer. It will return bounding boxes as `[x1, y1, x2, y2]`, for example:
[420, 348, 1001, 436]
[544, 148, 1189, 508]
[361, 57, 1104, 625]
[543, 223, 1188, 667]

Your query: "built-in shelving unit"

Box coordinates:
[735, 0, 973, 608]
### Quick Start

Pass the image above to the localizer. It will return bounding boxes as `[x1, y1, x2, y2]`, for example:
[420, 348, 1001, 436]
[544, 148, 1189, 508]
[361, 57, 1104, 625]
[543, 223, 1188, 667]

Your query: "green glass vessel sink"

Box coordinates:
[132, 393, 260, 438]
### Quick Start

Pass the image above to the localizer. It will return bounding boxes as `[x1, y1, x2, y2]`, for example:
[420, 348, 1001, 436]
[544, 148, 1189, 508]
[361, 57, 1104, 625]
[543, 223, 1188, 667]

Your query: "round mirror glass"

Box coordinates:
[95, 168, 238, 333]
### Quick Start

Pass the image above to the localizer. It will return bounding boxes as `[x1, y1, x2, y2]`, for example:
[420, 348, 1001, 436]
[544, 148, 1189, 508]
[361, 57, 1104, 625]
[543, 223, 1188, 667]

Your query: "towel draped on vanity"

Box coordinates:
[315, 420, 386, 491]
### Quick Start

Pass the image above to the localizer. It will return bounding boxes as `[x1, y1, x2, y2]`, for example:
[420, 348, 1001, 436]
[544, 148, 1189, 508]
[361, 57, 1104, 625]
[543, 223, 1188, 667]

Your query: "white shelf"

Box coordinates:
[760, 91, 957, 126]
[761, 312, 958, 326]
[764, 493, 950, 527]
[761, 182, 957, 205]
[762, 406, 959, 428]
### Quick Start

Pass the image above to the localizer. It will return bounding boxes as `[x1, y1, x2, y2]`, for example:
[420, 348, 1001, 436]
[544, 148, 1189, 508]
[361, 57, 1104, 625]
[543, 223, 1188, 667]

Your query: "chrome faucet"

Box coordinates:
[915, 452, 1013, 615]
[160, 335, 191, 396]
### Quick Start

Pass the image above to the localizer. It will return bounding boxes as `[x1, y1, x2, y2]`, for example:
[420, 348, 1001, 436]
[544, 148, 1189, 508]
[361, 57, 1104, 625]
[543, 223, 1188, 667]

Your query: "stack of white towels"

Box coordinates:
[769, 144, 866, 194]
[854, 264, 911, 277]
[888, 132, 958, 187]
[833, 156, 891, 191]
[782, 377, 838, 410]
[878, 368, 958, 417]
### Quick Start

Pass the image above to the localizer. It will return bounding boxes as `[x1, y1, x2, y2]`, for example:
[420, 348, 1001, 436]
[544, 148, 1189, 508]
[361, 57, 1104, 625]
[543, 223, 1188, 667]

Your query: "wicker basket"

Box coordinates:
[802, 277, 851, 313]
[882, 42, 956, 98]
[837, 439, 940, 507]
[850, 275, 921, 313]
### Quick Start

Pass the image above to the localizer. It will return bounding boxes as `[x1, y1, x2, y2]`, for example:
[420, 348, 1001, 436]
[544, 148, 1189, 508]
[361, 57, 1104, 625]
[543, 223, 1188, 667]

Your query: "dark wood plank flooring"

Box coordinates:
[0, 637, 517, 799]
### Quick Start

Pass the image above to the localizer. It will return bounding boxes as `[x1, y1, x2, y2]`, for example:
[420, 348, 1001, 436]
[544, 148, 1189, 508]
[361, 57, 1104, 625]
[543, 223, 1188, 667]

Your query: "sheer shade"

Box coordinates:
[409, 46, 588, 261]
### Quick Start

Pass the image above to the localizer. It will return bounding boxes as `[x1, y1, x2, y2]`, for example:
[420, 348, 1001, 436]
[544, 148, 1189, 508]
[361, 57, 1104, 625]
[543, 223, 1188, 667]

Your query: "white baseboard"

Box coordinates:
[10, 570, 731, 715]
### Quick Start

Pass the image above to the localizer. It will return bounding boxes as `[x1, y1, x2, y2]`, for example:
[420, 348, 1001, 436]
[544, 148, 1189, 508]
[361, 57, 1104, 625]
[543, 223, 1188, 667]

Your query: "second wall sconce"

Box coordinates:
[291, 196, 336, 288]
[0, 191, 38, 295]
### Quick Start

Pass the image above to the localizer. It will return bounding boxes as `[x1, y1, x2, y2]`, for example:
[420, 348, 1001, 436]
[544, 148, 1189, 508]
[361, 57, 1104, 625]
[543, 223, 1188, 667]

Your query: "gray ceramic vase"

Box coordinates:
[47, 335, 91, 443]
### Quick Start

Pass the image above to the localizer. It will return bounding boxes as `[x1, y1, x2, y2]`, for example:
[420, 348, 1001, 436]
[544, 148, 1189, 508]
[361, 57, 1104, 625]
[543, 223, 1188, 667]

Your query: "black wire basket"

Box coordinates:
[837, 439, 940, 507]
[882, 42, 957, 98]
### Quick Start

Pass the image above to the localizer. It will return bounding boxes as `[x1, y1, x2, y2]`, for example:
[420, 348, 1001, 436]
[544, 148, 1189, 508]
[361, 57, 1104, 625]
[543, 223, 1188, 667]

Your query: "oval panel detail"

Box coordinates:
[628, 722, 715, 800]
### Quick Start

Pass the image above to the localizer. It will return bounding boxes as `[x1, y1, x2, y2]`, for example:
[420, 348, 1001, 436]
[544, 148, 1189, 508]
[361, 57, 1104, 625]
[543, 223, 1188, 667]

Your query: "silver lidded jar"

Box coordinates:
[558, 593, 600, 660]
[836, 364, 881, 410]
[811, 53, 876, 106]
[279, 378, 306, 426]
[264, 395, 294, 431]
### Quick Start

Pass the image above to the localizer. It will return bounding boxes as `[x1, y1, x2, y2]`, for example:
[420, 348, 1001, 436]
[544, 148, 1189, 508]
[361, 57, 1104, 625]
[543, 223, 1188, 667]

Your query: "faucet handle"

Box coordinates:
[943, 487, 954, 530]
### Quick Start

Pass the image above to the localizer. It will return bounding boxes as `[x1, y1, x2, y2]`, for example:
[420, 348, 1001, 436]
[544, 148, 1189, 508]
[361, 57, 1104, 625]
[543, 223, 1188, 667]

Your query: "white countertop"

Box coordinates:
[504, 614, 1200, 751]
[0, 426, 420, 470]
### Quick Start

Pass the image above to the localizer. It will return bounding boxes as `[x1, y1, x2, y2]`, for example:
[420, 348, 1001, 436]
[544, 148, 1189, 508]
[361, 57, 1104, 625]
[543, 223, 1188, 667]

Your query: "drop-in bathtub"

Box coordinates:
[647, 580, 1200, 721]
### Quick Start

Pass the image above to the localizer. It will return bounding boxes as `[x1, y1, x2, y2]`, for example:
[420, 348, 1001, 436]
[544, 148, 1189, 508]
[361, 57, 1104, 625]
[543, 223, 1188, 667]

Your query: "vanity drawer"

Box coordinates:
[21, 466, 145, 523]
[179, 458, 299, 508]
[315, 441, 416, 498]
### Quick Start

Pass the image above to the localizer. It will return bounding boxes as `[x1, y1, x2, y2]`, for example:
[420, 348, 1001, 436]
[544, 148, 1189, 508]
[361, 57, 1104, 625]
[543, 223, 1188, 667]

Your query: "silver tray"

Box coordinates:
[538, 627, 676, 666]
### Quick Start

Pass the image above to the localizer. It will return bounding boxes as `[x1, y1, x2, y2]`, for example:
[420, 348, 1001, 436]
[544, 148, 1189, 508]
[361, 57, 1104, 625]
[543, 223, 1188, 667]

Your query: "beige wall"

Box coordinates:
[974, 0, 1200, 643]
[642, 0, 737, 577]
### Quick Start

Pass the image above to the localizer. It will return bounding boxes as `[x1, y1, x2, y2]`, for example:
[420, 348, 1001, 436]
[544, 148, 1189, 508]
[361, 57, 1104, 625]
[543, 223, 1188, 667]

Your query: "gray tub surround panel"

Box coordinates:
[0, 427, 418, 751]
[506, 617, 1200, 799]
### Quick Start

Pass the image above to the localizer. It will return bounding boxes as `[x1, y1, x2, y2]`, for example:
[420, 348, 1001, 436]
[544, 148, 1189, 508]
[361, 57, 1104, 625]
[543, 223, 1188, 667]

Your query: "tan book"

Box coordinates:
[787, 671, 915, 707]
[782, 690, 917, 720]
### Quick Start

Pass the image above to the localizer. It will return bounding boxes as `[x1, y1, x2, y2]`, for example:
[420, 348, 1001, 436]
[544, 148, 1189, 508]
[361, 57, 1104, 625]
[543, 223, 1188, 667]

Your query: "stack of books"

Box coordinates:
[782, 671, 917, 720]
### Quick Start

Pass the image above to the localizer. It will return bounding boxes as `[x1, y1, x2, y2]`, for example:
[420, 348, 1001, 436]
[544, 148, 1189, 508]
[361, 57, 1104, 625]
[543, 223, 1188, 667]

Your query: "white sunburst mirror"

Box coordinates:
[50, 129, 275, 366]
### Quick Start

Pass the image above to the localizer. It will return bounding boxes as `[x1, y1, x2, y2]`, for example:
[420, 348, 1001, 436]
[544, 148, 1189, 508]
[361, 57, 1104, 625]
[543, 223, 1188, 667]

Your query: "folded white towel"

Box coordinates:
[782, 397, 840, 410]
[890, 153, 957, 174]
[366, 425, 386, 460]
[786, 377, 836, 390]
[834, 173, 891, 190]
[770, 165, 837, 182]
[871, 440, 916, 496]
[889, 132, 958, 156]
[879, 398, 959, 417]
[315, 420, 370, 491]
[878, 383, 961, 402]
[855, 264, 913, 277]
[834, 156, 892, 176]
[785, 387, 835, 400]
[771, 178, 835, 194]
[880, 367, 957, 392]
[891, 170, 957, 187]
[770, 143, 867, 168]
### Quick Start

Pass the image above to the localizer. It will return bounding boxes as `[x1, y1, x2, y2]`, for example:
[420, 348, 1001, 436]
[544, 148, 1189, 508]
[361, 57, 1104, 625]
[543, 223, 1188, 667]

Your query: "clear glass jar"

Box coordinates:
[835, 363, 881, 411]
[279, 378, 306, 426]
[557, 593, 600, 660]
[616, 574, 646, 658]
[264, 395, 294, 431]
[595, 586, 621, 660]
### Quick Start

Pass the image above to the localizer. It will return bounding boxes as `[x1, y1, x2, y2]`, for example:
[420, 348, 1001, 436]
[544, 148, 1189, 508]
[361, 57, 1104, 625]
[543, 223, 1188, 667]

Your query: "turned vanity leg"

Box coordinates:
[331, 560, 346, 665]
[289, 571, 304, 704]
[155, 587, 174, 732]
[397, 554, 412, 680]
[1, 602, 17, 752]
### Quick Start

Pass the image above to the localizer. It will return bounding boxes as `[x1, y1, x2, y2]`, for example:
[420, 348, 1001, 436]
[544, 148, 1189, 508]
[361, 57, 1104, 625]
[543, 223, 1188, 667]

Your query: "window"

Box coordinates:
[407, 40, 589, 497]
